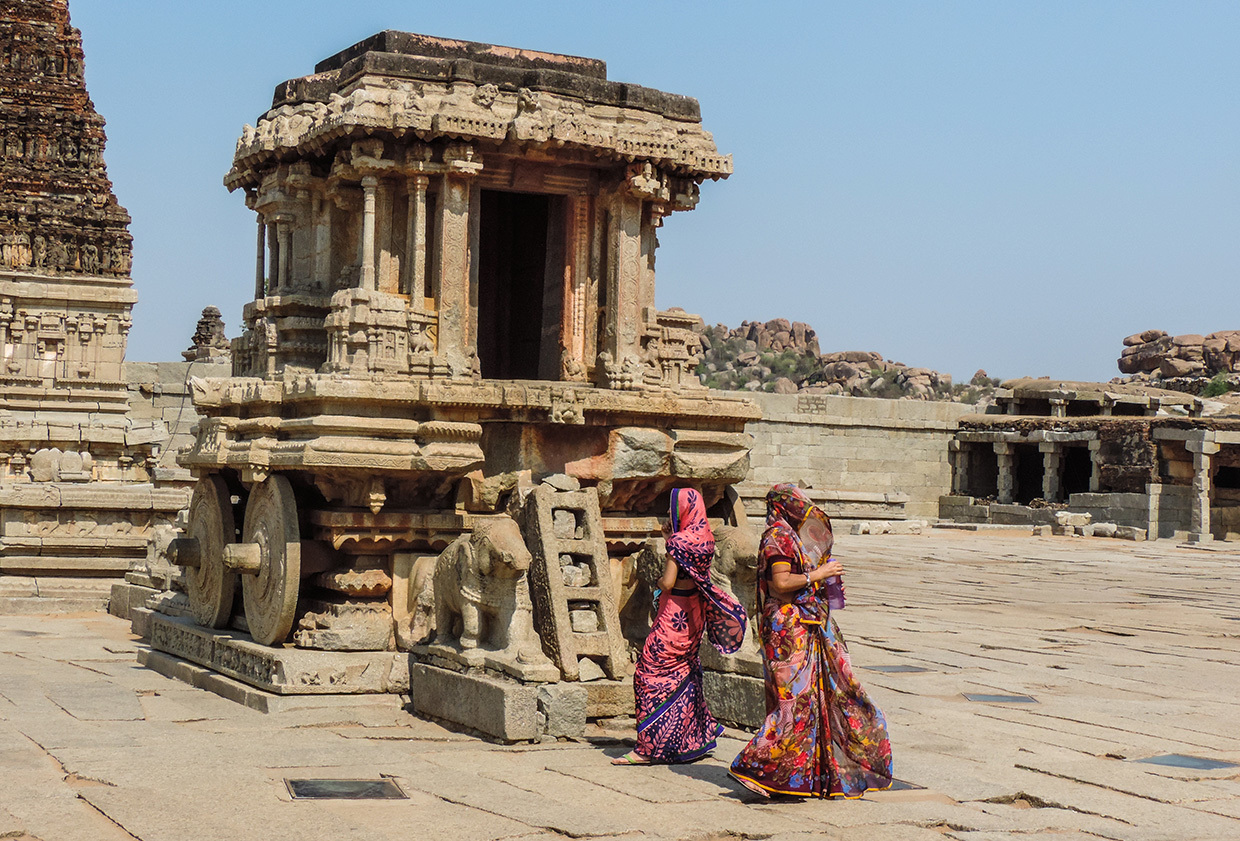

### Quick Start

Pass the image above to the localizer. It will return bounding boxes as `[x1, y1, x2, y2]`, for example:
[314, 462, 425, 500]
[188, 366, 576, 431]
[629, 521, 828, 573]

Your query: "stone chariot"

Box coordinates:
[162, 32, 760, 737]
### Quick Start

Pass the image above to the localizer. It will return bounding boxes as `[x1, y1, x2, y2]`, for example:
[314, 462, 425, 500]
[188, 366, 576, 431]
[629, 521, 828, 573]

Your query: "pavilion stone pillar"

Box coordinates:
[1040, 442, 1064, 503]
[1186, 438, 1220, 543]
[406, 175, 428, 302]
[266, 218, 280, 293]
[254, 216, 267, 298]
[560, 194, 591, 376]
[359, 175, 378, 291]
[602, 192, 645, 366]
[994, 442, 1015, 504]
[949, 440, 968, 495]
[312, 191, 331, 289]
[434, 170, 478, 374]
[1088, 440, 1103, 492]
[274, 215, 293, 291]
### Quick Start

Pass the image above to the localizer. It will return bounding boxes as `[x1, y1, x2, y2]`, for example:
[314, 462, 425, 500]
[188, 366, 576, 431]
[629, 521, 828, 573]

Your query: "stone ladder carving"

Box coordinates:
[523, 485, 628, 681]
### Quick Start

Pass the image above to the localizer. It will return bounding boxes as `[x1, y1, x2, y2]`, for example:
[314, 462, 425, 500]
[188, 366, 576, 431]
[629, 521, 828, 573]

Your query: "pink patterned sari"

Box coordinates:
[730, 484, 893, 797]
[633, 488, 748, 762]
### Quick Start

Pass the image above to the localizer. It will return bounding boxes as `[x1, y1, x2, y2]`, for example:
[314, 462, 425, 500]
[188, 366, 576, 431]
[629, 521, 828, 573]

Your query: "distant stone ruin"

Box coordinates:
[181, 306, 230, 363]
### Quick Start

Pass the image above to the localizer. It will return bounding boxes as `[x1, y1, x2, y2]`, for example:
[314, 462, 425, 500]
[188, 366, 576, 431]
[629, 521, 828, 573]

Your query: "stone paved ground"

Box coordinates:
[1, 532, 1238, 841]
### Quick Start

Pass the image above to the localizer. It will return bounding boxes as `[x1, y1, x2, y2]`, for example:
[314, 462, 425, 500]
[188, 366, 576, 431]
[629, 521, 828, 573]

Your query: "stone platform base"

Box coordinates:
[0, 575, 113, 614]
[143, 612, 409, 695]
[703, 670, 764, 730]
[138, 649, 405, 716]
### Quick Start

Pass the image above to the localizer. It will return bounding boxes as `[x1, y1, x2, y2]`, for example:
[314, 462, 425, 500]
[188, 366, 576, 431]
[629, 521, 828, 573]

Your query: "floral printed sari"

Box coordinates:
[730, 484, 893, 797]
[633, 488, 748, 762]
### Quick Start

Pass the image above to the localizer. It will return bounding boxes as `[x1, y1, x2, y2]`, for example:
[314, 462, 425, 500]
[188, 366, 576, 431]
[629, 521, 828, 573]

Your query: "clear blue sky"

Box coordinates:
[72, 1, 1239, 382]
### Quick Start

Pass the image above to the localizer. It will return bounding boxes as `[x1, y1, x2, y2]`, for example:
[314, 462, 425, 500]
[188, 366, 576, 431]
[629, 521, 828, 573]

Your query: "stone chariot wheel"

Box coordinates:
[240, 475, 302, 646]
[182, 475, 238, 628]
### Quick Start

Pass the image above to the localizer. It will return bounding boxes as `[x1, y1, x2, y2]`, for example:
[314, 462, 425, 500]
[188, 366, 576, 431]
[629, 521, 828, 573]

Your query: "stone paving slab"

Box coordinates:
[0, 533, 1237, 840]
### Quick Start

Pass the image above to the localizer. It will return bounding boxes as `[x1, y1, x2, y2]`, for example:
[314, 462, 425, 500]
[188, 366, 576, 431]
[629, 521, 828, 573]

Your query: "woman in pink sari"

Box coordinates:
[613, 487, 748, 765]
[730, 484, 893, 797]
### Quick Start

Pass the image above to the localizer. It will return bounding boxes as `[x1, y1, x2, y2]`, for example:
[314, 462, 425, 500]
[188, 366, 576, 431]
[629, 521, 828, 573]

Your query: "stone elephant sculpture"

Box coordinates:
[433, 515, 541, 659]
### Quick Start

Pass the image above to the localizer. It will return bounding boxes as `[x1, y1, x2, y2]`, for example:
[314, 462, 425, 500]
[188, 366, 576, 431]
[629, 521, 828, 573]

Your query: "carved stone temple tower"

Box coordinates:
[0, 0, 184, 610]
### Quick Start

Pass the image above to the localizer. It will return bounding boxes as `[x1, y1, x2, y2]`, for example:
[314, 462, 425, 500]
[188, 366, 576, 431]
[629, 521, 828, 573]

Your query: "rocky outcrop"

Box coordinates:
[695, 321, 992, 403]
[1116, 329, 1240, 394]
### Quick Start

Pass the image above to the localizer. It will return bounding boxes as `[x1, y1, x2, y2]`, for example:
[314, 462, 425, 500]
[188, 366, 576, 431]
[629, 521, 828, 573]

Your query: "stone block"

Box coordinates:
[1031, 525, 1051, 537]
[410, 663, 538, 741]
[1053, 511, 1092, 527]
[1091, 522, 1118, 538]
[108, 581, 157, 620]
[584, 678, 635, 718]
[537, 682, 587, 737]
[703, 669, 764, 730]
[1115, 526, 1147, 541]
[131, 605, 154, 639]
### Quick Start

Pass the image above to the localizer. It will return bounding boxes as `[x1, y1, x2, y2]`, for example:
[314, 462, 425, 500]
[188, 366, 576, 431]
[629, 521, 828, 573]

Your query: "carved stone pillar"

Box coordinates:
[1186, 438, 1219, 543]
[602, 193, 645, 366]
[312, 191, 330, 289]
[406, 175, 428, 301]
[994, 442, 1015, 505]
[1040, 442, 1064, 503]
[1088, 439, 1103, 492]
[435, 173, 474, 373]
[559, 194, 590, 376]
[360, 175, 378, 291]
[275, 216, 292, 292]
[254, 216, 266, 298]
[266, 219, 279, 294]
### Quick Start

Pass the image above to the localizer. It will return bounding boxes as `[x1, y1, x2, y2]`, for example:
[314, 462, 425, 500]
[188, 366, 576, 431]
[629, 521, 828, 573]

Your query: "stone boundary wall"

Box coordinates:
[125, 361, 230, 484]
[742, 393, 970, 520]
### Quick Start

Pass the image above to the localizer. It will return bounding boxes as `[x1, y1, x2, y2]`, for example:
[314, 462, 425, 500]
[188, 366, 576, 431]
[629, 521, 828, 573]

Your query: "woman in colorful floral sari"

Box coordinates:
[729, 484, 893, 797]
[613, 487, 748, 765]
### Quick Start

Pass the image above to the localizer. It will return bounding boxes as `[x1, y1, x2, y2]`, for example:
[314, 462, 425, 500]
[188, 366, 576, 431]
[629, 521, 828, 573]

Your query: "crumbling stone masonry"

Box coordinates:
[0, 0, 185, 611]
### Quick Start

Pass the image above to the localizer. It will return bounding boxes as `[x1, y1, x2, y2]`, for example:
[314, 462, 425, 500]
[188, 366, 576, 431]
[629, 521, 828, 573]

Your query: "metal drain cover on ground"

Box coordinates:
[286, 779, 408, 800]
[1134, 754, 1238, 771]
[866, 665, 932, 673]
[963, 693, 1037, 703]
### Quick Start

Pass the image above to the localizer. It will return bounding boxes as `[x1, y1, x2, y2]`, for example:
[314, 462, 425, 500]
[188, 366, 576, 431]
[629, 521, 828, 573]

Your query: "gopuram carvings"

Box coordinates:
[153, 31, 761, 739]
[0, 0, 183, 608]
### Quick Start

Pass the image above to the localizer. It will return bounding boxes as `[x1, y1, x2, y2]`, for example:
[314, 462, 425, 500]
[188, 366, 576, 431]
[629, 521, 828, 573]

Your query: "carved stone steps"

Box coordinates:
[523, 485, 629, 682]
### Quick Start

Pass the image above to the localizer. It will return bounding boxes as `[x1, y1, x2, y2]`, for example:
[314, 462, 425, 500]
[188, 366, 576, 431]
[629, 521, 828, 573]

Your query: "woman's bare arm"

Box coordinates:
[768, 558, 844, 598]
[657, 555, 679, 591]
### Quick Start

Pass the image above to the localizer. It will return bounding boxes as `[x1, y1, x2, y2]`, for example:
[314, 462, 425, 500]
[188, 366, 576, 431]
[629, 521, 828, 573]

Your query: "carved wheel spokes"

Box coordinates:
[185, 475, 237, 629]
[240, 475, 301, 646]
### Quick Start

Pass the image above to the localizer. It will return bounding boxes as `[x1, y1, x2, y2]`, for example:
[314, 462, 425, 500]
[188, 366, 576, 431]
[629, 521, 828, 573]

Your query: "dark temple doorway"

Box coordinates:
[476, 190, 564, 380]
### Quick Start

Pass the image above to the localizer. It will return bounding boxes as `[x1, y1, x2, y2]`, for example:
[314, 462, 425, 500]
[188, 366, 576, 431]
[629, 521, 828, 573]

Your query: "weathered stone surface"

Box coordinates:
[409, 662, 538, 741]
[536, 682, 586, 737]
[148, 614, 405, 694]
[574, 656, 605, 682]
[293, 600, 394, 651]
[702, 669, 764, 730]
[583, 677, 635, 717]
